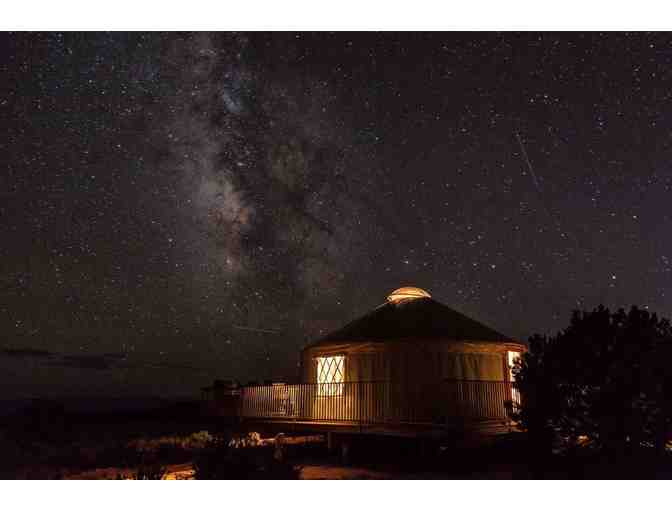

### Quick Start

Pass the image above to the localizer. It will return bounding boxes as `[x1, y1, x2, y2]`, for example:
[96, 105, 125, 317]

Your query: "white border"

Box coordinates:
[2, 1, 672, 30]
[1, 479, 670, 510]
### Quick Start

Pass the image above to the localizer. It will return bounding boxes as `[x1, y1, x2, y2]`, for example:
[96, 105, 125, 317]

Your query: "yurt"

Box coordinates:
[298, 287, 526, 425]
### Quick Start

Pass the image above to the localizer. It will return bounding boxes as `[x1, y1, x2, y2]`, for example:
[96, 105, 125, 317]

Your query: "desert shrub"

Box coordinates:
[180, 430, 213, 450]
[228, 431, 262, 448]
[194, 434, 299, 480]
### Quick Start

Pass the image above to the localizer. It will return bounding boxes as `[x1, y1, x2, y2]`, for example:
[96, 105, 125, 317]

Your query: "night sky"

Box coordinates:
[3, 32, 672, 398]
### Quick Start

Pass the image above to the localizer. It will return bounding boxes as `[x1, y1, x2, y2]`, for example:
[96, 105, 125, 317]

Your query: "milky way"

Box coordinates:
[3, 32, 672, 397]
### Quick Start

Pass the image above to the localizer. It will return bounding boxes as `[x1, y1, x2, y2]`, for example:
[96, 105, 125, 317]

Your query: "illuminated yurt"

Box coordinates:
[299, 287, 526, 424]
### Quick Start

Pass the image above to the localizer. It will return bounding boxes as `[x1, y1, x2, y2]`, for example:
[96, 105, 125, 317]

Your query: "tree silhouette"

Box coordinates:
[513, 305, 672, 457]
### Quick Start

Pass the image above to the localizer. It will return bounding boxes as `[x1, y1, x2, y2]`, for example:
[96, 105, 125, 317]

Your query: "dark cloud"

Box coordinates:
[1, 347, 55, 359]
[50, 352, 201, 372]
[1, 347, 200, 373]
[53, 354, 119, 371]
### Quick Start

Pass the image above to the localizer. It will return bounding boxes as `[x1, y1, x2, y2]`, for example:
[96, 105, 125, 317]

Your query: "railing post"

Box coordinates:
[358, 381, 362, 431]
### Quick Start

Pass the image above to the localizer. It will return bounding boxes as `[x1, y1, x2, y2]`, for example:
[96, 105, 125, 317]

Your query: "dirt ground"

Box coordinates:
[64, 462, 430, 480]
[63, 459, 525, 480]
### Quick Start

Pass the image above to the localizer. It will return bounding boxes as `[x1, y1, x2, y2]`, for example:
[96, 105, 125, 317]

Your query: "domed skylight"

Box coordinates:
[386, 286, 431, 303]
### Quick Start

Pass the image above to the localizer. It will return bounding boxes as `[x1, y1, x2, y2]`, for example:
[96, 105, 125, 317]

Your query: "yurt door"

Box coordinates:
[507, 351, 521, 404]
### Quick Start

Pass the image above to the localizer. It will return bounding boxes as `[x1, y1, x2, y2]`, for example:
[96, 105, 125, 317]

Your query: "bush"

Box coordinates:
[513, 305, 672, 457]
[194, 434, 299, 480]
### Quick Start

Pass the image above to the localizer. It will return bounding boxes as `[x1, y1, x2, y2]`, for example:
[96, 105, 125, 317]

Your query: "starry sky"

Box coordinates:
[3, 32, 672, 398]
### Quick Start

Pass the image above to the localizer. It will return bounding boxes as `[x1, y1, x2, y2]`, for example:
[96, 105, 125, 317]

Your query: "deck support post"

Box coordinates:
[274, 433, 285, 461]
[340, 437, 351, 465]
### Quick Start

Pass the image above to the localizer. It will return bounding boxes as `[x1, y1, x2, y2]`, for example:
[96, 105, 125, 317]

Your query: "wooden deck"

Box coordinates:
[204, 380, 520, 439]
[235, 418, 515, 439]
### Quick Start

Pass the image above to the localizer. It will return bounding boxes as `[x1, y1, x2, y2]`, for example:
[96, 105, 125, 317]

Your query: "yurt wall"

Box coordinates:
[302, 342, 507, 384]
[301, 342, 511, 423]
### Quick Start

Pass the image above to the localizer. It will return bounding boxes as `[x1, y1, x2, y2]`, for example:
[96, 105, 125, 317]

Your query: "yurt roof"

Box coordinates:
[305, 287, 514, 349]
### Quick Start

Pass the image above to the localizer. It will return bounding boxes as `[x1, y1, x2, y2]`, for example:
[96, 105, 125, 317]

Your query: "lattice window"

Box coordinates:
[316, 356, 344, 396]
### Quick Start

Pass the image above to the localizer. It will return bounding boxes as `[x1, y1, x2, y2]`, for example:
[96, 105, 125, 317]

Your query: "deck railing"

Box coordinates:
[211, 380, 519, 426]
